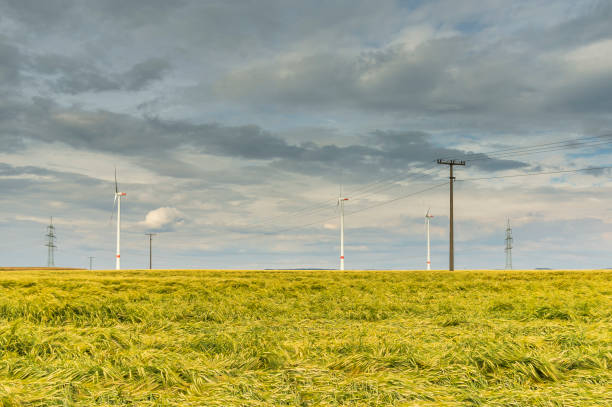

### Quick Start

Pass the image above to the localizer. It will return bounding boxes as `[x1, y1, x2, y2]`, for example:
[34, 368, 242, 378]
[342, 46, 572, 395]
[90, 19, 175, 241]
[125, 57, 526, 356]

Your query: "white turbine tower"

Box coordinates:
[425, 209, 434, 271]
[338, 196, 349, 270]
[113, 169, 126, 270]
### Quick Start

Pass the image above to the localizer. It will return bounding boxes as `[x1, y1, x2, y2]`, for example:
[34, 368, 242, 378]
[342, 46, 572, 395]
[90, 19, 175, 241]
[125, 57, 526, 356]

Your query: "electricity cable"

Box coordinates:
[457, 165, 612, 182]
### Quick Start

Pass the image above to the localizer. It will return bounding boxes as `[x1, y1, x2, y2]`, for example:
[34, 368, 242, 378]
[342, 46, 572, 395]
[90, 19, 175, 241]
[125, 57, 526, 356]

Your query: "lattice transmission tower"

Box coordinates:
[505, 218, 513, 270]
[45, 217, 57, 267]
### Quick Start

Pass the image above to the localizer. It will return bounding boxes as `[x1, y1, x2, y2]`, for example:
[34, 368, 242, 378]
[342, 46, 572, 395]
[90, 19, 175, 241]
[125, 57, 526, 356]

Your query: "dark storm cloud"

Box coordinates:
[45, 62, 122, 94]
[123, 58, 172, 91]
[548, 72, 612, 114]
[1, 0, 75, 27]
[0, 40, 22, 86]
[5, 0, 608, 130]
[148, 118, 304, 160]
[0, 100, 300, 164]
[0, 33, 172, 95]
[216, 40, 458, 110]
[29, 54, 172, 94]
[0, 162, 206, 222]
[210, 4, 612, 131]
[2, 94, 526, 182]
[0, 96, 31, 151]
[1, 0, 182, 32]
[0, 97, 525, 181]
[1, 29, 171, 95]
[272, 130, 525, 180]
[91, 0, 186, 26]
[2, 0, 399, 57]
[213, 36, 531, 115]
[529, 2, 612, 50]
[0, 162, 56, 177]
[370, 131, 524, 170]
[0, 162, 107, 209]
[0, 162, 106, 186]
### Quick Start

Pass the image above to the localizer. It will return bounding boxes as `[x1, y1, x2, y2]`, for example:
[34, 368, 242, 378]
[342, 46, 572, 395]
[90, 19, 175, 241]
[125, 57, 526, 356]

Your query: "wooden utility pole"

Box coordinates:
[437, 159, 465, 271]
[145, 233, 156, 269]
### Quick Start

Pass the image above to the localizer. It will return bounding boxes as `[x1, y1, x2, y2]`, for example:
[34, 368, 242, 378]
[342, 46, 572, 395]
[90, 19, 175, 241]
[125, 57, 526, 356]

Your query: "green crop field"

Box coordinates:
[0, 269, 610, 406]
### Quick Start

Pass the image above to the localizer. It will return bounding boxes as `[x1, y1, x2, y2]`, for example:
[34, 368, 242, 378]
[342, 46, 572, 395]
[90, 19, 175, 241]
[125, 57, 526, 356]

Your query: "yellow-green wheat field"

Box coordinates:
[0, 269, 610, 406]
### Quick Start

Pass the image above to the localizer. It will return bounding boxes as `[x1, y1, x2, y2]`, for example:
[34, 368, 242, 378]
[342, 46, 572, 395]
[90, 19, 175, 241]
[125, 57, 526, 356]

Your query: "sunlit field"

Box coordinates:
[0, 269, 610, 406]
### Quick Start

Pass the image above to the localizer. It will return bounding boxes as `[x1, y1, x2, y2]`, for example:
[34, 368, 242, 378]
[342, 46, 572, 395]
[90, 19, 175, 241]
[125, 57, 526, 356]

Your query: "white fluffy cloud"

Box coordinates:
[141, 207, 184, 231]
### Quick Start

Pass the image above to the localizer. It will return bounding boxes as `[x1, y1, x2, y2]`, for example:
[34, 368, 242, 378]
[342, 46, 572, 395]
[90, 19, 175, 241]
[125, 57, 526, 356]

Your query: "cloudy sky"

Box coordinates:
[1, 0, 612, 270]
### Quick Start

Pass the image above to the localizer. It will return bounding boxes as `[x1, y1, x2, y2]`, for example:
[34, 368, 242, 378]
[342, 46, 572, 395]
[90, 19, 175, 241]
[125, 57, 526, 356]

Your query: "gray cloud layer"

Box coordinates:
[216, 23, 612, 125]
[0, 96, 525, 182]
[31, 54, 171, 94]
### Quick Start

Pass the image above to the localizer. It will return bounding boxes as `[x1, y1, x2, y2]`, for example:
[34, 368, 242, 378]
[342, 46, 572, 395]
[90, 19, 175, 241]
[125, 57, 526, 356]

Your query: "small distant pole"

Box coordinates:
[505, 219, 513, 270]
[437, 159, 465, 271]
[145, 233, 156, 269]
[88, 256, 95, 271]
[425, 209, 434, 270]
[338, 197, 349, 270]
[45, 217, 57, 267]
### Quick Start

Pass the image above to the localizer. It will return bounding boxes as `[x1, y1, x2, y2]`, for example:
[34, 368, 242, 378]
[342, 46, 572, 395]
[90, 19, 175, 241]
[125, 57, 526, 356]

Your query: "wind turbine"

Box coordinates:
[425, 209, 434, 270]
[113, 169, 127, 270]
[338, 196, 349, 270]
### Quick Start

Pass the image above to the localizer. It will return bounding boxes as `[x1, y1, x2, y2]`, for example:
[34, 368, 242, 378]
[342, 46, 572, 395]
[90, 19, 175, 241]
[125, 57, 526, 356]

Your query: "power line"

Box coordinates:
[345, 182, 449, 216]
[218, 181, 450, 243]
[349, 164, 441, 202]
[340, 136, 612, 209]
[357, 133, 612, 195]
[124, 152, 612, 270]
[99, 133, 612, 267]
[243, 133, 612, 232]
[244, 165, 443, 233]
[202, 163, 609, 255]
[125, 163, 609, 268]
[347, 162, 440, 198]
[457, 165, 612, 182]
[245, 164, 441, 229]
[467, 139, 612, 163]
[246, 198, 338, 228]
[439, 132, 612, 163]
[219, 160, 608, 242]
[265, 182, 449, 237]
[236, 133, 612, 234]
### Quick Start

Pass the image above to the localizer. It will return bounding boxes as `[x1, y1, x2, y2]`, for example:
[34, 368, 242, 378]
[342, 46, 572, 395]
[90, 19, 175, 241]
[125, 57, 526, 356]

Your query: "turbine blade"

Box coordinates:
[114, 168, 118, 193]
